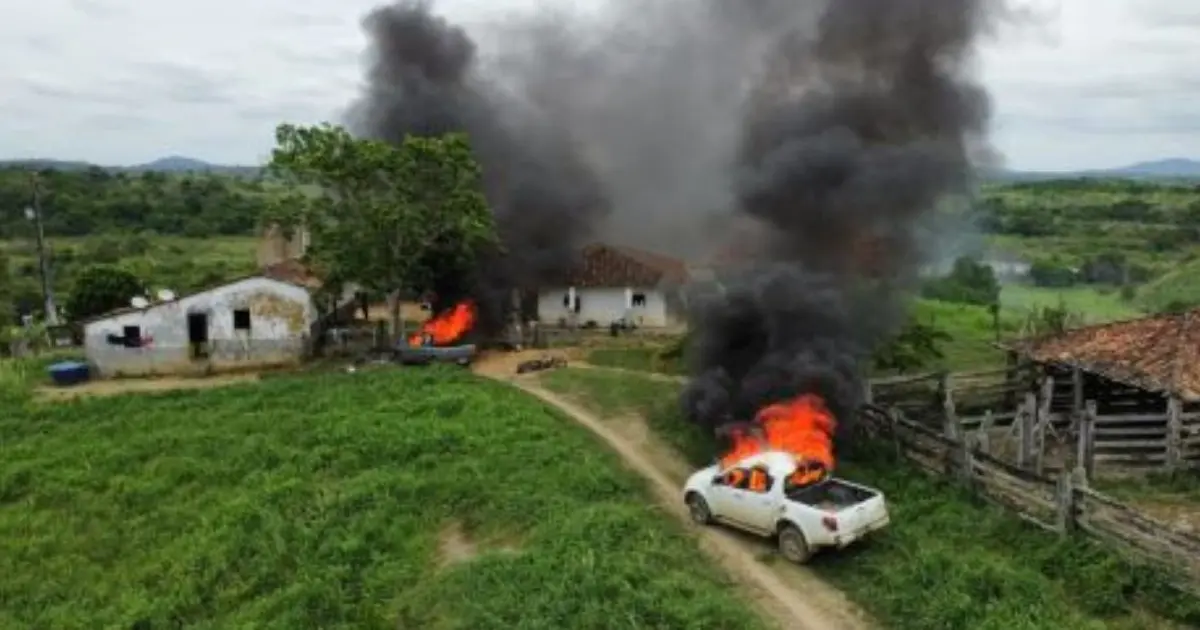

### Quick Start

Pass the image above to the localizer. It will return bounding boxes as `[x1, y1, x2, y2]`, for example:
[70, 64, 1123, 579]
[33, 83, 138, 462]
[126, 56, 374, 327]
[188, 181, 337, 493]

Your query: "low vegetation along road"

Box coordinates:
[472, 351, 873, 630]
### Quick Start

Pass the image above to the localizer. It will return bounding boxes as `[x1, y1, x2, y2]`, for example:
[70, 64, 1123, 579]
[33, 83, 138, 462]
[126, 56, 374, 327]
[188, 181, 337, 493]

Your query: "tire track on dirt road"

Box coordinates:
[473, 355, 872, 630]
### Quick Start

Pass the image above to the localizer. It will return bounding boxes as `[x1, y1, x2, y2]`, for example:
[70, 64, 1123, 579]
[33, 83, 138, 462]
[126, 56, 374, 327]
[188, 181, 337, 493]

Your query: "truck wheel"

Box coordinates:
[685, 494, 712, 525]
[777, 524, 812, 564]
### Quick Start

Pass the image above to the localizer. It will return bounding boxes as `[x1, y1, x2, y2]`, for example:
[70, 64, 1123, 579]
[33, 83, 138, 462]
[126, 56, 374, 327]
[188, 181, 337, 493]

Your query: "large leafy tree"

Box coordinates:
[65, 265, 144, 322]
[920, 256, 1000, 307]
[264, 124, 496, 337]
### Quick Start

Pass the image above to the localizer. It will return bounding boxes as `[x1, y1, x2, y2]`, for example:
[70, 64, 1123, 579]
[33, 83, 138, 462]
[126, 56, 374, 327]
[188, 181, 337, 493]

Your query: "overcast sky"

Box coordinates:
[1, 0, 1196, 171]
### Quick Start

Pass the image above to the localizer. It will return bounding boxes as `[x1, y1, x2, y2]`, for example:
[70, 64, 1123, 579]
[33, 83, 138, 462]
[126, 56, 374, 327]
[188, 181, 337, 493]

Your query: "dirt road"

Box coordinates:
[473, 353, 872, 630]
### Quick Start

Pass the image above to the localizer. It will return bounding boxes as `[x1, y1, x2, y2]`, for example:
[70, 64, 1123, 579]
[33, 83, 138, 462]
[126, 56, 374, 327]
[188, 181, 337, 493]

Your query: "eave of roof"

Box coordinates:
[1005, 309, 1200, 400]
[562, 243, 690, 288]
[79, 261, 320, 325]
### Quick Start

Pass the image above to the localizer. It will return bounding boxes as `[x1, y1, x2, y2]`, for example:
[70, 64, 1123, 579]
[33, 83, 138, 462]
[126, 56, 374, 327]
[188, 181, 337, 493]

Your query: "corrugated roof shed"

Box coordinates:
[1009, 309, 1200, 400]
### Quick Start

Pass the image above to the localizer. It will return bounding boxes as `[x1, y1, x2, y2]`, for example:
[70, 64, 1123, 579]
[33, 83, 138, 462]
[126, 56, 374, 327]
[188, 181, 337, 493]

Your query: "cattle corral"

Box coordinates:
[871, 365, 1200, 478]
[868, 371, 1200, 593]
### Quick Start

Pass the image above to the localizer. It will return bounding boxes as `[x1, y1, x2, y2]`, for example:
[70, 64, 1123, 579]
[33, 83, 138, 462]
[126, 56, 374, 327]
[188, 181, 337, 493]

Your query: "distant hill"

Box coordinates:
[125, 156, 262, 177]
[4, 153, 1199, 183]
[994, 158, 1200, 182]
[0, 155, 262, 178]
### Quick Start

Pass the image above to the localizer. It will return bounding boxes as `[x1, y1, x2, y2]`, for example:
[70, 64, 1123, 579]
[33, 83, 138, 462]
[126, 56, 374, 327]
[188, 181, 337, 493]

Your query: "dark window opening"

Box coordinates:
[187, 313, 208, 343]
[122, 325, 140, 348]
[562, 293, 570, 308]
[573, 296, 581, 314]
[233, 309, 251, 330]
[632, 293, 647, 307]
[187, 312, 209, 359]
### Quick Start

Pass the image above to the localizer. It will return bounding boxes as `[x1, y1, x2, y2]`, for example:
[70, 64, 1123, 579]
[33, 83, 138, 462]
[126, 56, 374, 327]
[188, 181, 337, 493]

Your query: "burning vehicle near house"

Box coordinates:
[395, 301, 479, 366]
[681, 393, 890, 564]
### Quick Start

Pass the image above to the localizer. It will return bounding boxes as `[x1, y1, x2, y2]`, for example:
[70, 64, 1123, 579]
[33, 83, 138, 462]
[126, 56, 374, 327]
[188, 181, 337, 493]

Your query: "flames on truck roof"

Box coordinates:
[717, 451, 801, 477]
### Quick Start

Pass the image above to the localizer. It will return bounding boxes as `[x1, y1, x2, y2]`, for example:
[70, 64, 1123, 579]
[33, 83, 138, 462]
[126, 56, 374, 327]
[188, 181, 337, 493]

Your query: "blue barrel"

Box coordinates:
[47, 361, 90, 387]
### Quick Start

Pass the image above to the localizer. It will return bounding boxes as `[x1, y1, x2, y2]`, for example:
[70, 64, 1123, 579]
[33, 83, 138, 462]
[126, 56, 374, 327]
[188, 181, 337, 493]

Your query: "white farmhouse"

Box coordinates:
[81, 260, 323, 378]
[536, 244, 690, 328]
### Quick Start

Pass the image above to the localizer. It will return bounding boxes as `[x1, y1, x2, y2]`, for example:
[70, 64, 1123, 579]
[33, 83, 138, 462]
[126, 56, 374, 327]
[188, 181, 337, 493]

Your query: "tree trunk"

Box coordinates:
[388, 292, 403, 344]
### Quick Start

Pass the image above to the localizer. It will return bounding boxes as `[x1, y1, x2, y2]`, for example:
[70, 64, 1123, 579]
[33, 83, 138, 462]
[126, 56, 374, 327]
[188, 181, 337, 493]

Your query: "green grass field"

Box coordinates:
[539, 368, 1199, 630]
[2, 235, 260, 299]
[586, 346, 685, 375]
[1000, 284, 1142, 322]
[0, 366, 767, 629]
[1136, 257, 1200, 313]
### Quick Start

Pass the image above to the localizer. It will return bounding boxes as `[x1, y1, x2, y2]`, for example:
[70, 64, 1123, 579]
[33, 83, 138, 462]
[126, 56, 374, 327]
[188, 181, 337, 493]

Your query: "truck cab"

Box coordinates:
[682, 451, 890, 563]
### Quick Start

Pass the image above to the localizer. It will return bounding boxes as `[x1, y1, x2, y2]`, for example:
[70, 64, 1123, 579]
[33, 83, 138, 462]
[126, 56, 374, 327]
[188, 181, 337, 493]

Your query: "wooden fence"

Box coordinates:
[871, 367, 1200, 476]
[874, 406, 1200, 592]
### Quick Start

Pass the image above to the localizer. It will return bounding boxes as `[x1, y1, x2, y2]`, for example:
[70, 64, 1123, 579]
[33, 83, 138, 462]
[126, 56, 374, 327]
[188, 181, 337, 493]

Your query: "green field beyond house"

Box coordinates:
[539, 368, 1199, 630]
[1137, 257, 1200, 313]
[1000, 284, 1142, 322]
[0, 367, 764, 629]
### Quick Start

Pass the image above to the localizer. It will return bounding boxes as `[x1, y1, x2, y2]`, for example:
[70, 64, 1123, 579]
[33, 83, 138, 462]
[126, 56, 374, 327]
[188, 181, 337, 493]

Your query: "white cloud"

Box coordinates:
[1, 0, 1197, 170]
[979, 0, 1200, 169]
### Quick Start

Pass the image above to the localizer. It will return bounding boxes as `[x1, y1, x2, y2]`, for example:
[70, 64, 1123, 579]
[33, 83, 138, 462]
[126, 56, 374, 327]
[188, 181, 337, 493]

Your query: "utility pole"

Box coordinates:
[25, 172, 58, 325]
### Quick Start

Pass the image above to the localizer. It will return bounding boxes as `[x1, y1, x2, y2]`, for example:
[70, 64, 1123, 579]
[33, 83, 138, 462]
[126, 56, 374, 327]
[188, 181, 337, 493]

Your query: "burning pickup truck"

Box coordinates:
[681, 393, 890, 563]
[682, 451, 889, 563]
[395, 301, 478, 366]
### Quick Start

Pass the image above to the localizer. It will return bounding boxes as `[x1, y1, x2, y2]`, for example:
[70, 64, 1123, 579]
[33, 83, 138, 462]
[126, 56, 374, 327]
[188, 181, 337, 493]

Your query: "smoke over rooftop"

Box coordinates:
[345, 0, 1007, 446]
[346, 1, 610, 332]
[682, 0, 1006, 445]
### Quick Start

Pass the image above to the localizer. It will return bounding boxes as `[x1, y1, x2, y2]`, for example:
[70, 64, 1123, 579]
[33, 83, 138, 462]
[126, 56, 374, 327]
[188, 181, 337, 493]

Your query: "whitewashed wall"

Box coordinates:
[83, 277, 317, 377]
[536, 286, 670, 327]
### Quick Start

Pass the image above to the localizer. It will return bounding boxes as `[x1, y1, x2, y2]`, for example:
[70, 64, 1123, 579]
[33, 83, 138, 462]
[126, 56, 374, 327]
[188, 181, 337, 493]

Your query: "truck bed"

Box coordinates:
[786, 478, 878, 512]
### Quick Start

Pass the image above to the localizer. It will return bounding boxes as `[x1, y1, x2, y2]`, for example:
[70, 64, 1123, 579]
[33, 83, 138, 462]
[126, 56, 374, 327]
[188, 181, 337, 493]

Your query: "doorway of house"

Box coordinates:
[187, 312, 209, 359]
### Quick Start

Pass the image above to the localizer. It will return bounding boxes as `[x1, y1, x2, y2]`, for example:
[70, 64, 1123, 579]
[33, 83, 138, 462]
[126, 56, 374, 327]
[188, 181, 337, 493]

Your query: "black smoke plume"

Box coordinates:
[681, 0, 1005, 446]
[344, 0, 1008, 449]
[346, 0, 609, 333]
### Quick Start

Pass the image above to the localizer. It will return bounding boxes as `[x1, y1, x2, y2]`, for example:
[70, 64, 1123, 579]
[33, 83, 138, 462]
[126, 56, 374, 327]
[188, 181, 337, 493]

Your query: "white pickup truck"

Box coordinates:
[682, 451, 890, 564]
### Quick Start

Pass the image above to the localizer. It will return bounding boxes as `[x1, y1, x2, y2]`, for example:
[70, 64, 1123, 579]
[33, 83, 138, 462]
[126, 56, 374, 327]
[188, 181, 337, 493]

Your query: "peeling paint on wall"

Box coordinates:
[245, 291, 307, 334]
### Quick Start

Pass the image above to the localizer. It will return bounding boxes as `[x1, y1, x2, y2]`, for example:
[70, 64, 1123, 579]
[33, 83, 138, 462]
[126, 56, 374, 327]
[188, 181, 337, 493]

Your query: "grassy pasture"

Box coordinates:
[540, 368, 1199, 630]
[0, 365, 766, 629]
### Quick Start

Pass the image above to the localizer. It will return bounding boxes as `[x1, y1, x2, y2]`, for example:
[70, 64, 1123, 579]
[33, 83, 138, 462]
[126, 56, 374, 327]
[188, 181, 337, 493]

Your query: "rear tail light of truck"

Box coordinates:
[821, 515, 838, 532]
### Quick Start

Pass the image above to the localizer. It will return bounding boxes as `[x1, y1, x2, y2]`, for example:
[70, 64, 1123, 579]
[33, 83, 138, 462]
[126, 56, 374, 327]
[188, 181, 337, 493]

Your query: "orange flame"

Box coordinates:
[719, 393, 836, 487]
[408, 301, 476, 347]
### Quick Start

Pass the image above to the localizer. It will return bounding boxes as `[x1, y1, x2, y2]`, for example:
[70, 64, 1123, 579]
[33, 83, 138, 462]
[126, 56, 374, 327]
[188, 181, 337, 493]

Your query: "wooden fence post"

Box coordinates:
[1004, 350, 1019, 409]
[1036, 376, 1054, 476]
[977, 409, 993, 454]
[940, 373, 957, 437]
[939, 373, 964, 477]
[1017, 391, 1036, 469]
[1077, 401, 1096, 483]
[1166, 395, 1182, 473]
[1071, 367, 1084, 417]
[1055, 468, 1078, 535]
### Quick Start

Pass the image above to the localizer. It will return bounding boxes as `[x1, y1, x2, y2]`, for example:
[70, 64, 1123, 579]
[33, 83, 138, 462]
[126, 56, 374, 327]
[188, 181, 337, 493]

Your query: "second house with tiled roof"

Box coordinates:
[536, 243, 691, 328]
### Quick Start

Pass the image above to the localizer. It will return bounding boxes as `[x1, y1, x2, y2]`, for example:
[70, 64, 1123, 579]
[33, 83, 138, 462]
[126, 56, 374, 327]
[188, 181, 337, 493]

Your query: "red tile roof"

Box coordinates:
[564, 243, 690, 288]
[1010, 309, 1200, 400]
